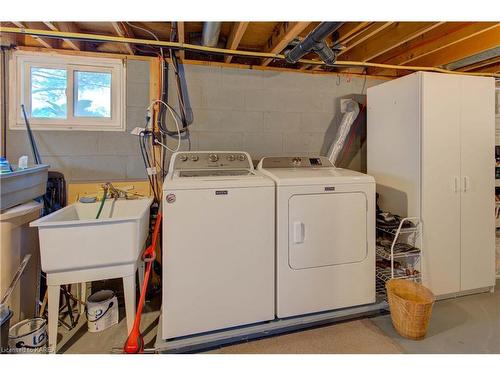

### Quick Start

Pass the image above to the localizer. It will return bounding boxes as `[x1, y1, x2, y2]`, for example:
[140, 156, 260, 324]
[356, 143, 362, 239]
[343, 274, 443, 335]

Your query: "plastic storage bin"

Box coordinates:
[0, 164, 49, 211]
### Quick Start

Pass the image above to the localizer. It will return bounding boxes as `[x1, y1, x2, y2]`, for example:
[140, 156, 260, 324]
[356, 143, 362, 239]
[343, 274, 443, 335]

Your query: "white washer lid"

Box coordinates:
[259, 167, 375, 186]
[163, 169, 274, 190]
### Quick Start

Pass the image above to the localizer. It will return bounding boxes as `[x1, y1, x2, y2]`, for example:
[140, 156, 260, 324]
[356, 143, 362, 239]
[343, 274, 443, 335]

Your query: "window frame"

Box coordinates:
[9, 51, 126, 131]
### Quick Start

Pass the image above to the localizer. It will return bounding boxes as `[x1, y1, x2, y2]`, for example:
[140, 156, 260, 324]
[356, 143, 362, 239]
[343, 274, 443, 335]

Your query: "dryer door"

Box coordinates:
[288, 192, 367, 269]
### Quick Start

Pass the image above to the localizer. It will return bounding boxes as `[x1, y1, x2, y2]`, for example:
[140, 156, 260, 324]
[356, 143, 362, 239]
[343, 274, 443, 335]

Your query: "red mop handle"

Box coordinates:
[124, 213, 162, 354]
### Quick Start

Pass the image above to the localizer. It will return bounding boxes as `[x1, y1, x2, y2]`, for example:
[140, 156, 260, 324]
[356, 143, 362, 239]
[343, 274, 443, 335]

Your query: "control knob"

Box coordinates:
[227, 154, 235, 161]
[208, 153, 219, 162]
[179, 155, 188, 162]
[190, 155, 199, 161]
[237, 154, 246, 161]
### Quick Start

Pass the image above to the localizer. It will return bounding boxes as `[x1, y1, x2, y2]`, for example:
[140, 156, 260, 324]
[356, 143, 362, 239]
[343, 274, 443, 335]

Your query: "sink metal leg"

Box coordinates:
[138, 261, 145, 294]
[47, 284, 60, 354]
[77, 282, 87, 315]
[122, 274, 136, 334]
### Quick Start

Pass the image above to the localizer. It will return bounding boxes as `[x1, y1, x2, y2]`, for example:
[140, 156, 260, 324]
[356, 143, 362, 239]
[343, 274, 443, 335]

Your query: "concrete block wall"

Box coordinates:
[164, 65, 386, 162]
[6, 57, 386, 182]
[6, 59, 150, 181]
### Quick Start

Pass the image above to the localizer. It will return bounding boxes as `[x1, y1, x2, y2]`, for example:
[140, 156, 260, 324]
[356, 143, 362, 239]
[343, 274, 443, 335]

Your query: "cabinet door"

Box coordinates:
[421, 73, 462, 296]
[459, 75, 496, 291]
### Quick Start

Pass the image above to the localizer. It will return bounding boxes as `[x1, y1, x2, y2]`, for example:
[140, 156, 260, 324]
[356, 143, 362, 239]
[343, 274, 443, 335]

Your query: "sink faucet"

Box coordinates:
[101, 182, 141, 200]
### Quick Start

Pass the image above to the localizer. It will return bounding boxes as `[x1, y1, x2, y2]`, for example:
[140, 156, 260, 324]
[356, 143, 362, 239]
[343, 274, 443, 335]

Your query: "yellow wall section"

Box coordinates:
[67, 180, 152, 204]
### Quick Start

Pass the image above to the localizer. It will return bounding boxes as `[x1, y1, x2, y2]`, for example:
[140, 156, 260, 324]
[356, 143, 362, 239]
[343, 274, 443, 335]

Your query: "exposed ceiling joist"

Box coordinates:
[12, 22, 57, 49]
[176, 22, 185, 60]
[369, 22, 499, 75]
[110, 22, 134, 55]
[457, 55, 500, 72]
[470, 62, 500, 73]
[337, 22, 393, 56]
[225, 22, 249, 63]
[336, 22, 372, 45]
[43, 22, 81, 51]
[342, 22, 444, 63]
[408, 25, 500, 67]
[446, 46, 500, 70]
[261, 22, 311, 66]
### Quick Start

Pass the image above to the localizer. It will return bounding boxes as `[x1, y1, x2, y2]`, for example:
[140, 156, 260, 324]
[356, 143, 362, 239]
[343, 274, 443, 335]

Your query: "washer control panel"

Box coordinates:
[260, 156, 333, 168]
[172, 151, 252, 170]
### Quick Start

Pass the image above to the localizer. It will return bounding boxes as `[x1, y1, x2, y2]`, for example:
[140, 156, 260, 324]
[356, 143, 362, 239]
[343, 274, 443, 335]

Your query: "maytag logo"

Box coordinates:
[215, 190, 228, 195]
[324, 186, 335, 191]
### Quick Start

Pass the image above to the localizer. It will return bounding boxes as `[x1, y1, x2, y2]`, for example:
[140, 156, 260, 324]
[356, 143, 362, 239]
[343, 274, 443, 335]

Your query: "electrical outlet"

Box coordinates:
[131, 127, 146, 136]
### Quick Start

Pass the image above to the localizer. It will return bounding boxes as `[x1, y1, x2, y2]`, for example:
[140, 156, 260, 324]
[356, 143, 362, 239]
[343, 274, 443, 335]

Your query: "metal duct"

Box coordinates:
[285, 22, 343, 65]
[202, 22, 222, 47]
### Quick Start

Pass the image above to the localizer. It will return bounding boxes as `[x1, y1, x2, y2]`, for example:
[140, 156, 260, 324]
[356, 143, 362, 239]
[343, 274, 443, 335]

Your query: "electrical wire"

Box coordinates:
[148, 99, 182, 153]
[138, 130, 160, 203]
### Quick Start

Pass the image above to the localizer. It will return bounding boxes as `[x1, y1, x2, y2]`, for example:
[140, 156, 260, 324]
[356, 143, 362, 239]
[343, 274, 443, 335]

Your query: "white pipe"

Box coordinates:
[326, 99, 360, 166]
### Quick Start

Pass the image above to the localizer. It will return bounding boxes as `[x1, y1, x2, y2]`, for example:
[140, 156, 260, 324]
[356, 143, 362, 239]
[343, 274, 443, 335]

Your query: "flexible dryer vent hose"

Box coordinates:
[326, 99, 360, 166]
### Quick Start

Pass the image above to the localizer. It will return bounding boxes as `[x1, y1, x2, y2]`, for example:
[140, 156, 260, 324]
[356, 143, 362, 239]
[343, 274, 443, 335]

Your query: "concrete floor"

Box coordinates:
[56, 281, 500, 354]
[371, 281, 500, 354]
[56, 281, 161, 354]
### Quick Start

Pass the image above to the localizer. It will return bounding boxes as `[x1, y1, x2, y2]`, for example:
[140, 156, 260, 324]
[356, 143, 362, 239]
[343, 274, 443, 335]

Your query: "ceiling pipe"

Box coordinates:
[202, 22, 222, 47]
[1, 27, 499, 79]
[285, 22, 343, 65]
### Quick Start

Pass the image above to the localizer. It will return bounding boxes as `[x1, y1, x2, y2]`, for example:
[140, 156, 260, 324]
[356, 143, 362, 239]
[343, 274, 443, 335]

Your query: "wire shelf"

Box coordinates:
[376, 266, 422, 283]
[376, 225, 419, 236]
[376, 245, 421, 261]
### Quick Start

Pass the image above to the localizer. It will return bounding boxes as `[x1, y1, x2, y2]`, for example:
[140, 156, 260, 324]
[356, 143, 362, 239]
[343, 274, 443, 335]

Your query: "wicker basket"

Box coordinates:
[386, 279, 435, 340]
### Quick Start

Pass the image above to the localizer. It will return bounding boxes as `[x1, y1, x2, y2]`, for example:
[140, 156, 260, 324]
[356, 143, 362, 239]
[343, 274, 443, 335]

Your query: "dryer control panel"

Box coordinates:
[170, 151, 253, 170]
[259, 156, 333, 168]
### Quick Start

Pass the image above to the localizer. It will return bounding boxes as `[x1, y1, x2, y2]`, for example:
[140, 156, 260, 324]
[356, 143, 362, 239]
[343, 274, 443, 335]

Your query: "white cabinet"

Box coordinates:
[368, 72, 495, 297]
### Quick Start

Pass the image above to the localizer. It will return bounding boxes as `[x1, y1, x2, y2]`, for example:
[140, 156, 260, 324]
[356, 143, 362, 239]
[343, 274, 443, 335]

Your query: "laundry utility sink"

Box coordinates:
[30, 198, 153, 273]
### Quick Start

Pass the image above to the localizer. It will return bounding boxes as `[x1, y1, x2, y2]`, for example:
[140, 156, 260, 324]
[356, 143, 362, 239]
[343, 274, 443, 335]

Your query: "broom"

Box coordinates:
[123, 213, 162, 354]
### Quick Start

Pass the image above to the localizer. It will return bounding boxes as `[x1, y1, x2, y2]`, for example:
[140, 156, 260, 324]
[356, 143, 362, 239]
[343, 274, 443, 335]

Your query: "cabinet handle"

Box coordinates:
[463, 176, 469, 193]
[453, 176, 460, 193]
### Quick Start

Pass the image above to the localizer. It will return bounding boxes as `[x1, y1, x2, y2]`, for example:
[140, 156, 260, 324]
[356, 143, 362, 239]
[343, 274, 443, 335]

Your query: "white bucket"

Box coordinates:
[86, 290, 118, 333]
[8, 318, 47, 354]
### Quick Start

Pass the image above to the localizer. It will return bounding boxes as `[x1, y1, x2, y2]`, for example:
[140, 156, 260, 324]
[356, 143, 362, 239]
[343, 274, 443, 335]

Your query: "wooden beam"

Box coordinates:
[338, 22, 393, 57]
[336, 22, 372, 45]
[261, 22, 311, 66]
[408, 25, 500, 67]
[457, 55, 500, 72]
[468, 62, 500, 74]
[43, 22, 81, 51]
[342, 22, 444, 63]
[370, 22, 499, 75]
[12, 22, 57, 49]
[225, 22, 249, 63]
[177, 22, 185, 60]
[111, 22, 134, 55]
[312, 22, 392, 71]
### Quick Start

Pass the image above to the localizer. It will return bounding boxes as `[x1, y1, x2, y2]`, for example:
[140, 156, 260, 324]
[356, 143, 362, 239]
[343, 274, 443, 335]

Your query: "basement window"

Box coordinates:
[9, 51, 125, 131]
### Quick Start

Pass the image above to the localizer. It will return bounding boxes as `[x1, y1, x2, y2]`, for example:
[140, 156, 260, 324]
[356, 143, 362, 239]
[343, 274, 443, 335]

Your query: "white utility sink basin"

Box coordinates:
[30, 198, 153, 273]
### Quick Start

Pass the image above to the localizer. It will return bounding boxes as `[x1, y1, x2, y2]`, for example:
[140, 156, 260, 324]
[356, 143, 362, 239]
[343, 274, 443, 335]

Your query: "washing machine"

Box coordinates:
[257, 156, 375, 318]
[162, 151, 275, 339]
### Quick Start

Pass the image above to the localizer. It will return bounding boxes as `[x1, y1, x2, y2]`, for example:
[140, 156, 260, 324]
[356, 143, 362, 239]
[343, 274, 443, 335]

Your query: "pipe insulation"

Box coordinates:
[326, 99, 360, 166]
[1, 27, 499, 78]
[202, 22, 222, 47]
